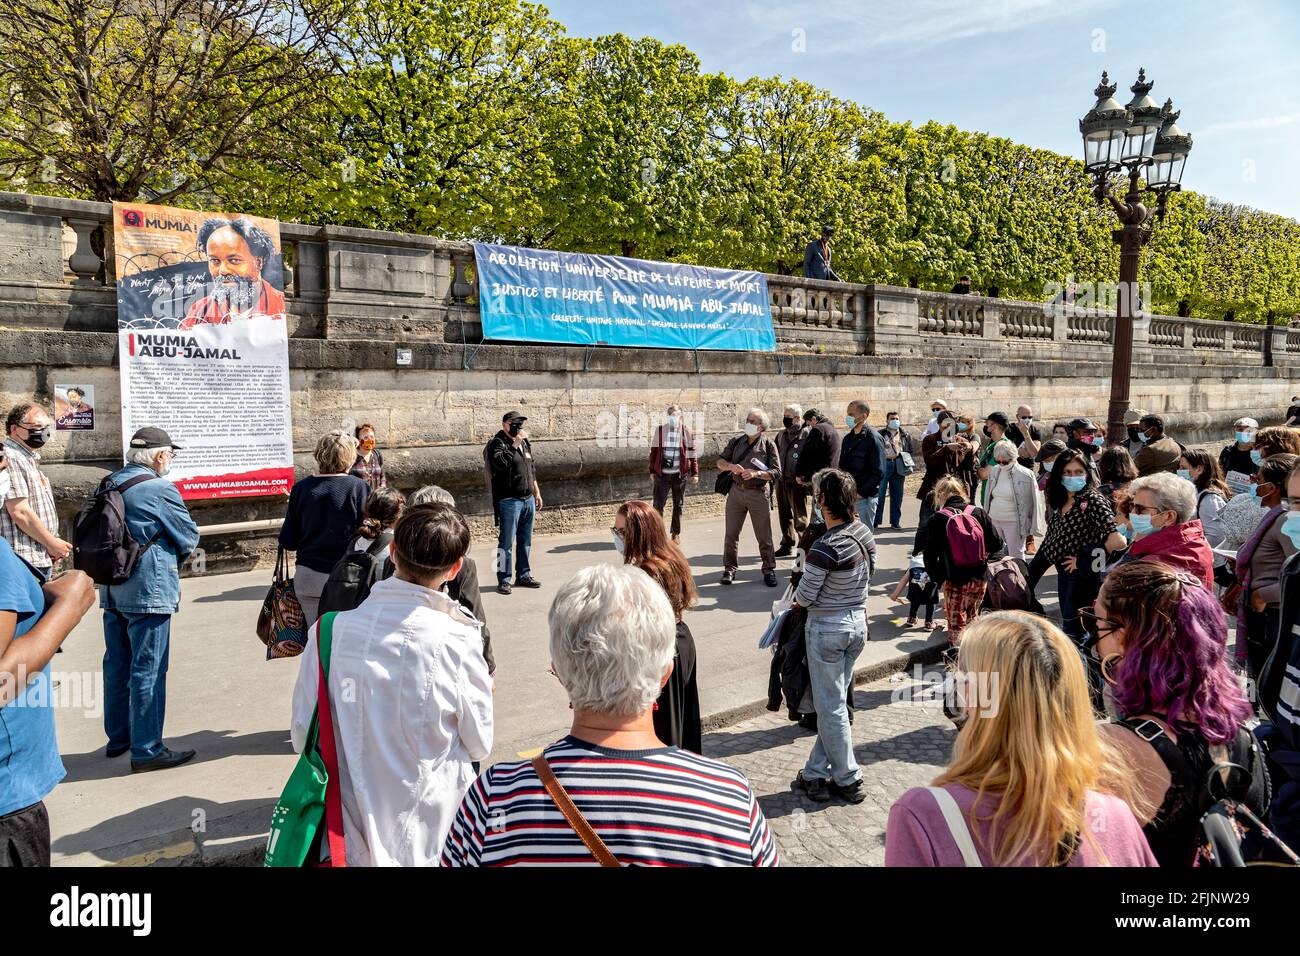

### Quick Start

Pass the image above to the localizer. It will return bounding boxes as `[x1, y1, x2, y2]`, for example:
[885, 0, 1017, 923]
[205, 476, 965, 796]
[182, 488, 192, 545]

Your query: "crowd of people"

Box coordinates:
[3, 392, 1300, 869]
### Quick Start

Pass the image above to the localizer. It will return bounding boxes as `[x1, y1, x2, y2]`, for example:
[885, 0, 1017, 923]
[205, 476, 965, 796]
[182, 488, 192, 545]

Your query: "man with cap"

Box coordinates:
[100, 427, 200, 772]
[1220, 417, 1259, 481]
[1033, 438, 1068, 491]
[484, 410, 543, 594]
[1122, 408, 1149, 457]
[922, 399, 949, 438]
[1064, 418, 1106, 472]
[803, 226, 841, 282]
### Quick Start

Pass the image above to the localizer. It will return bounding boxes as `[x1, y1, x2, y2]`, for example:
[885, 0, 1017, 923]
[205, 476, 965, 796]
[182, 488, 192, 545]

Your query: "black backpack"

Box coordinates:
[318, 532, 393, 616]
[72, 473, 162, 585]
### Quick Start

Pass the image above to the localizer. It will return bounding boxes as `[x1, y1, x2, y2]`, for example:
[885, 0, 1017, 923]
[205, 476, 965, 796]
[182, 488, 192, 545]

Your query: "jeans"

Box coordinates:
[1056, 565, 1083, 642]
[854, 495, 879, 529]
[874, 460, 905, 528]
[495, 496, 535, 584]
[103, 610, 172, 761]
[801, 608, 866, 787]
[653, 473, 686, 537]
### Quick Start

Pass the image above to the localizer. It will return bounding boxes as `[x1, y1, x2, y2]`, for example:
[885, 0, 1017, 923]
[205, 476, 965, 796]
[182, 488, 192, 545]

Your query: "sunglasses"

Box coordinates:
[1078, 607, 1122, 648]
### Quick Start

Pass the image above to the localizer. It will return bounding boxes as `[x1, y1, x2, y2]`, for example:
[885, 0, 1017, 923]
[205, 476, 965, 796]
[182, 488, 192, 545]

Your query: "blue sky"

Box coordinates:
[542, 0, 1300, 220]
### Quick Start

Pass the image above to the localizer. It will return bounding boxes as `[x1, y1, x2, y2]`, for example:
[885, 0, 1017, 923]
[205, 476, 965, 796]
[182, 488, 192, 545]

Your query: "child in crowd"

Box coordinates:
[889, 554, 939, 629]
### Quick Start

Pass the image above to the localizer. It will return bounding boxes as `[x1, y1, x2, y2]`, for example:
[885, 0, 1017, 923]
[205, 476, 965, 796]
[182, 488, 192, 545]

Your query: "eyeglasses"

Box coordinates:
[1078, 607, 1122, 647]
[1129, 503, 1168, 516]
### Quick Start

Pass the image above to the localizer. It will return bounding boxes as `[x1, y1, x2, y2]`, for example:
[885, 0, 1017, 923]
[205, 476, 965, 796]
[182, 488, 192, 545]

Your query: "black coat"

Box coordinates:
[796, 418, 842, 482]
[840, 426, 885, 497]
[921, 496, 1005, 586]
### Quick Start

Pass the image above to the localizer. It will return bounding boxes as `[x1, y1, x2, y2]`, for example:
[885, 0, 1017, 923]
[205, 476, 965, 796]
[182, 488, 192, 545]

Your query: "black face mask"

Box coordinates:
[21, 425, 50, 448]
[783, 416, 795, 429]
[1127, 426, 1140, 442]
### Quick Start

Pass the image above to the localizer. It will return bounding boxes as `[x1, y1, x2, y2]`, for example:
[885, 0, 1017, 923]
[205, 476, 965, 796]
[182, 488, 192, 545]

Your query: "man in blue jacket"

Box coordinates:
[803, 226, 841, 282]
[100, 427, 200, 772]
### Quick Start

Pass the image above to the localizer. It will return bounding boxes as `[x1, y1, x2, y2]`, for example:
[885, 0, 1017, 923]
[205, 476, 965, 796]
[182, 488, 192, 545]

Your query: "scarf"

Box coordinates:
[1235, 504, 1285, 663]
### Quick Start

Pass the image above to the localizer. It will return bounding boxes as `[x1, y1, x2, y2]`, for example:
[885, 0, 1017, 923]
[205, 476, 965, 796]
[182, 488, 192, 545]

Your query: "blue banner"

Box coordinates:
[473, 243, 775, 352]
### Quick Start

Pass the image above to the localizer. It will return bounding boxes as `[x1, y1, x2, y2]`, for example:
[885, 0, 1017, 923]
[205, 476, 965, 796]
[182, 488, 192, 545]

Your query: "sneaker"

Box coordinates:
[890, 525, 903, 531]
[764, 571, 778, 587]
[720, 570, 735, 585]
[774, 545, 794, 558]
[131, 748, 197, 773]
[904, 617, 918, 627]
[106, 744, 129, 759]
[792, 775, 832, 803]
[924, 619, 935, 630]
[514, 577, 542, 589]
[830, 779, 867, 804]
[498, 581, 513, 595]
[796, 713, 818, 731]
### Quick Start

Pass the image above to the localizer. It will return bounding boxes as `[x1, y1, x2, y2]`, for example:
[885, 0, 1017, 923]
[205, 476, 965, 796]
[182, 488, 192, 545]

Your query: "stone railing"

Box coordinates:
[0, 189, 1291, 368]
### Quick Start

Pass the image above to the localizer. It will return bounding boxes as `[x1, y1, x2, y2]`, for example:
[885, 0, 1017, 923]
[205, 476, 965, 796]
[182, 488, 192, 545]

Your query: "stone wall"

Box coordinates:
[1, 190, 1297, 572]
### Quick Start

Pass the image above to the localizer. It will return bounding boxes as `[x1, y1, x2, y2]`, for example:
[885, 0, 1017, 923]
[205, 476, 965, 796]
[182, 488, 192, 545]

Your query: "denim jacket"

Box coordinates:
[98, 464, 201, 615]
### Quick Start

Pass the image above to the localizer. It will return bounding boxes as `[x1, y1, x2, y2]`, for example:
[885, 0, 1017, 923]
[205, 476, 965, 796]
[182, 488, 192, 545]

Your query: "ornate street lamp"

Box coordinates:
[1079, 69, 1193, 446]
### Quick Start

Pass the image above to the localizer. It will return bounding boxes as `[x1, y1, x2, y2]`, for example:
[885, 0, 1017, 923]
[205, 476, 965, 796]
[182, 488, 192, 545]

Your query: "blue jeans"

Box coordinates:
[874, 460, 905, 528]
[103, 611, 172, 761]
[801, 608, 867, 787]
[854, 495, 878, 529]
[495, 496, 535, 584]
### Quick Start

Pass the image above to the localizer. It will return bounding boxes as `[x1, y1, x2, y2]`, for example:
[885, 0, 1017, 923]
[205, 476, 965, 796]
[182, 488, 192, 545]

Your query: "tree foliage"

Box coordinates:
[2, 0, 1297, 321]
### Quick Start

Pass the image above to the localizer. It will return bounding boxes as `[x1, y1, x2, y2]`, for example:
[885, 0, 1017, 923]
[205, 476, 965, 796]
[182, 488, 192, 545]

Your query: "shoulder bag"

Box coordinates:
[532, 754, 621, 867]
[257, 546, 307, 659]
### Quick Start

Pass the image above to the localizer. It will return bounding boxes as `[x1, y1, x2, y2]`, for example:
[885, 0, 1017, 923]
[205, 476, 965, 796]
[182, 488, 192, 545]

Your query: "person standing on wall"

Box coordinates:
[795, 408, 842, 522]
[717, 408, 781, 587]
[774, 404, 808, 558]
[875, 411, 914, 531]
[839, 400, 884, 529]
[2, 402, 71, 576]
[100, 428, 201, 772]
[484, 411, 543, 595]
[648, 404, 698, 544]
[803, 226, 841, 282]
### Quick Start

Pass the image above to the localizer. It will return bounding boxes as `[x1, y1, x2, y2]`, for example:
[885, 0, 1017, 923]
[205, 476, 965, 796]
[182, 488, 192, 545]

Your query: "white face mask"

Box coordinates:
[611, 530, 625, 554]
[744, 422, 760, 437]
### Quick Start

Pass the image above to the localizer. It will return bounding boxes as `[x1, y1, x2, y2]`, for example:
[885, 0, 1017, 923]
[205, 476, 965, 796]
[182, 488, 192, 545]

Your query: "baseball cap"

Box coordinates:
[1035, 439, 1068, 462]
[1235, 417, 1259, 429]
[129, 427, 181, 451]
[930, 399, 948, 410]
[985, 411, 1009, 428]
[501, 410, 528, 423]
[1066, 417, 1098, 433]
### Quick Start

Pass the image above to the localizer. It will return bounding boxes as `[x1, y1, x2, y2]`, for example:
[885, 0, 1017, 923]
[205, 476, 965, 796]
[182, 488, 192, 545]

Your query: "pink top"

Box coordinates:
[885, 783, 1158, 867]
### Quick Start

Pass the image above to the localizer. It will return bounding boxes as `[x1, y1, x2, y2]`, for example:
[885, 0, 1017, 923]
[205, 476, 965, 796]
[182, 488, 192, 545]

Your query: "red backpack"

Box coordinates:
[944, 506, 986, 571]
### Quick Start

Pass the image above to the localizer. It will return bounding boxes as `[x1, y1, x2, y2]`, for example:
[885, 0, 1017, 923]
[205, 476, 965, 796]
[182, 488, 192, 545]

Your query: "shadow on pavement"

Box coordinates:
[51, 795, 273, 859]
[60, 728, 294, 784]
[194, 585, 270, 603]
[703, 719, 813, 760]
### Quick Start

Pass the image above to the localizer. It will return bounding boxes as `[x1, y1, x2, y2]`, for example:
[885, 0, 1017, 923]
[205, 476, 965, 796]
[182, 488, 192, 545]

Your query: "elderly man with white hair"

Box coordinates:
[98, 427, 201, 772]
[1114, 471, 1214, 589]
[717, 407, 782, 586]
[441, 563, 778, 867]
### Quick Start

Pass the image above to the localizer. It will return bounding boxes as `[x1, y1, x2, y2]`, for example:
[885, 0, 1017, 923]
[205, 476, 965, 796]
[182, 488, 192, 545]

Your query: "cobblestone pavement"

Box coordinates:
[705, 669, 955, 867]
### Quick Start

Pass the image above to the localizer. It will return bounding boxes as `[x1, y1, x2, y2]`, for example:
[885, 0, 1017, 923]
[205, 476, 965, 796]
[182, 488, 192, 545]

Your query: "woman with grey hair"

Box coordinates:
[441, 564, 778, 867]
[1113, 471, 1214, 589]
[278, 431, 370, 627]
[717, 407, 781, 587]
[982, 439, 1044, 561]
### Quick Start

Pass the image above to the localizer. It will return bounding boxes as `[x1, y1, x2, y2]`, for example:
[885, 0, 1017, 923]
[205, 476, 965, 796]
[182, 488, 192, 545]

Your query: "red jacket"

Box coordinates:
[649, 424, 698, 477]
[1125, 519, 1215, 589]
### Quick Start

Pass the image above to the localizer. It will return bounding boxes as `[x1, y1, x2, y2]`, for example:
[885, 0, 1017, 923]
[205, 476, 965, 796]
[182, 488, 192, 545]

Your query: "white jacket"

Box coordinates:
[984, 462, 1046, 539]
[291, 576, 494, 866]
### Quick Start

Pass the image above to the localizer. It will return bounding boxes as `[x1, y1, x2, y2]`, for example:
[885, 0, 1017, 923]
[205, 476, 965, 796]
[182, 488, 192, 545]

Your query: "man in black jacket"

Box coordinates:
[839, 400, 884, 528]
[483, 410, 542, 594]
[774, 404, 808, 558]
[796, 408, 841, 522]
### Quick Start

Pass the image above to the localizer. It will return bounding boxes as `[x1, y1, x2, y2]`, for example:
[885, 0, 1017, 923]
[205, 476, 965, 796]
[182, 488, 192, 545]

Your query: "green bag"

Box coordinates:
[264, 612, 347, 867]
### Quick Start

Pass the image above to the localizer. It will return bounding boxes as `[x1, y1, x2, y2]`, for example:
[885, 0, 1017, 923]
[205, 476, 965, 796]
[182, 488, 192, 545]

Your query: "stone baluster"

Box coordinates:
[65, 217, 103, 286]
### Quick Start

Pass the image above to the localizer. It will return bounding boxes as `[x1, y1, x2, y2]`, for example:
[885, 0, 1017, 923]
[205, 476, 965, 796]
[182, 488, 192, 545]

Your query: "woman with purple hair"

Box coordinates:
[1085, 560, 1270, 866]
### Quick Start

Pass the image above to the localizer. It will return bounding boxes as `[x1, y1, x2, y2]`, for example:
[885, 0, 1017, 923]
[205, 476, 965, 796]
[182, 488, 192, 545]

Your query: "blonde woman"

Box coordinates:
[885, 612, 1157, 866]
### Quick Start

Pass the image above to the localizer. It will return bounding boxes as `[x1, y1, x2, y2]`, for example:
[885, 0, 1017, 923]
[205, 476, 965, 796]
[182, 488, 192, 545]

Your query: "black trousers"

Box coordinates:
[0, 801, 50, 867]
[653, 473, 687, 536]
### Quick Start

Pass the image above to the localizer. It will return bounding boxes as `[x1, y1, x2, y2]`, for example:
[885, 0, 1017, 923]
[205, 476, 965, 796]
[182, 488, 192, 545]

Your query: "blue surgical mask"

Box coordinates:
[888, 419, 900, 430]
[1236, 431, 1253, 445]
[1177, 468, 1192, 482]
[1250, 483, 1265, 501]
[1251, 449, 1264, 467]
[957, 422, 969, 432]
[1062, 475, 1087, 493]
[1119, 523, 1134, 543]
[846, 415, 858, 429]
[1129, 513, 1154, 537]
[1092, 436, 1105, 448]
[1282, 513, 1300, 551]
[1137, 431, 1150, 445]
[931, 410, 940, 420]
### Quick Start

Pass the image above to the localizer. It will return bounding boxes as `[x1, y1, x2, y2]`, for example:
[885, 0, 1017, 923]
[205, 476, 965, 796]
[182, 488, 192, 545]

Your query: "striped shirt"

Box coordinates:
[794, 519, 875, 615]
[440, 737, 779, 867]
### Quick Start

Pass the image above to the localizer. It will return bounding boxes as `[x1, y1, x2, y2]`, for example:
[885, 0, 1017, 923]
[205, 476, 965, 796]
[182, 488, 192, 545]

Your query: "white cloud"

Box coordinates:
[1198, 111, 1300, 138]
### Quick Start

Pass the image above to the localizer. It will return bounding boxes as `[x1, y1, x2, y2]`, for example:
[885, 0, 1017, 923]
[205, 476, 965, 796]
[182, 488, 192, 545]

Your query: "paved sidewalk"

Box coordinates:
[45, 497, 964, 865]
